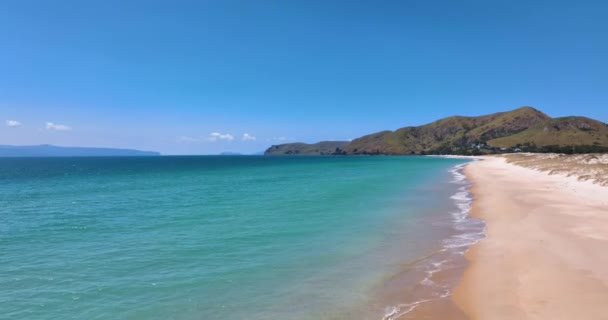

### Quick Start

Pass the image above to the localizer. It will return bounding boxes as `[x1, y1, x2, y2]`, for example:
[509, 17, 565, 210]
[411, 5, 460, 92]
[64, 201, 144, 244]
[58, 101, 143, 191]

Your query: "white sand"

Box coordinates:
[453, 156, 608, 320]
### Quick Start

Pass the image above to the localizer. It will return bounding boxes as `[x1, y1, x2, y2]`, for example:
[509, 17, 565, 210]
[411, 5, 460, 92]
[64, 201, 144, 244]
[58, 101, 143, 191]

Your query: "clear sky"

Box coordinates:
[1, 0, 607, 154]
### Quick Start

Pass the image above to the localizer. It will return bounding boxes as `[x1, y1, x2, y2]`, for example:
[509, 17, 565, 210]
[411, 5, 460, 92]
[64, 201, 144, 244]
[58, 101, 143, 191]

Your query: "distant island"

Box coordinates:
[265, 106, 608, 155]
[0, 145, 160, 157]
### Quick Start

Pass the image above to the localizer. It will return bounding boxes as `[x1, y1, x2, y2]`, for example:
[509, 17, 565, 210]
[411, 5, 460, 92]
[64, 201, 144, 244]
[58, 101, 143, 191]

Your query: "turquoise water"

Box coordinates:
[0, 156, 477, 320]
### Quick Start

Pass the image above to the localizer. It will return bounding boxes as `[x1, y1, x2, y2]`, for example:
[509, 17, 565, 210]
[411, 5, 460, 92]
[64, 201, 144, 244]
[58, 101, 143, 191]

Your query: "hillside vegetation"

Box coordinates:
[264, 107, 608, 155]
[489, 117, 608, 150]
[264, 141, 349, 155]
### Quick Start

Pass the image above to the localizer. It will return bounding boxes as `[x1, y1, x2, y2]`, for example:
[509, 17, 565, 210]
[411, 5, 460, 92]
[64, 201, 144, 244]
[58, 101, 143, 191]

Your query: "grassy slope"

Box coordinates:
[344, 106, 551, 154]
[264, 141, 349, 155]
[264, 107, 608, 155]
[489, 116, 608, 147]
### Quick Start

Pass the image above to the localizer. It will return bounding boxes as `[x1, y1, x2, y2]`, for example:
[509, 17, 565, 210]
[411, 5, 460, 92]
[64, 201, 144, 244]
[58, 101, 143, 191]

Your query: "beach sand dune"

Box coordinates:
[453, 155, 608, 320]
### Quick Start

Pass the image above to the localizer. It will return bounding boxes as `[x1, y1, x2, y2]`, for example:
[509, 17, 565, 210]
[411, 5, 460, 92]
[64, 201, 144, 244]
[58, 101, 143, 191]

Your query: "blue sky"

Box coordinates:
[1, 0, 607, 154]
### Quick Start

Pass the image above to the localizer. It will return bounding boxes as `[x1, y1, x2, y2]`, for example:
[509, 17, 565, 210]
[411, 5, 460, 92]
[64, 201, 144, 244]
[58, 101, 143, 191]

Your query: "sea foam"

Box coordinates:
[381, 162, 486, 319]
[444, 163, 486, 250]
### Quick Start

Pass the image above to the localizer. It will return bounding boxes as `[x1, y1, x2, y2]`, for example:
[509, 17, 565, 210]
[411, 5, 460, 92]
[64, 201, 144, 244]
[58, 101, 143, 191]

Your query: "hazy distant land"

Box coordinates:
[0, 145, 160, 157]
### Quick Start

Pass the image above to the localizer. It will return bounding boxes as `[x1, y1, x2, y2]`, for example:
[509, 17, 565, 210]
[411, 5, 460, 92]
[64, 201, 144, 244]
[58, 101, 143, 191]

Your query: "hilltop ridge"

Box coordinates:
[265, 106, 608, 155]
[265, 141, 349, 155]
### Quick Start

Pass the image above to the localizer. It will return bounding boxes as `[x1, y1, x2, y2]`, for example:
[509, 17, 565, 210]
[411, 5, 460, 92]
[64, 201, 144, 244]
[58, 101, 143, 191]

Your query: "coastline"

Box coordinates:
[452, 155, 608, 319]
[386, 160, 483, 320]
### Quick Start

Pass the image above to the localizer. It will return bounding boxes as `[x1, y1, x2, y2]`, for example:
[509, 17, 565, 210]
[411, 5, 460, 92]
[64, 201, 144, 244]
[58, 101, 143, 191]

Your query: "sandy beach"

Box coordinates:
[453, 155, 608, 319]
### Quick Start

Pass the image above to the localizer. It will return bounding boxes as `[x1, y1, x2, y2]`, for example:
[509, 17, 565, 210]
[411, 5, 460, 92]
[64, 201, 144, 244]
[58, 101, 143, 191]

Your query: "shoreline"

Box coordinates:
[386, 160, 483, 320]
[452, 155, 608, 319]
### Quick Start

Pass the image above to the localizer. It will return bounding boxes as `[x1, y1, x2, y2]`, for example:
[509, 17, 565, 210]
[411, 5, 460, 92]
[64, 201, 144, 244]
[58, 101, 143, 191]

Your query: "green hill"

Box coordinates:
[343, 106, 550, 154]
[264, 141, 349, 155]
[264, 107, 608, 155]
[488, 116, 608, 151]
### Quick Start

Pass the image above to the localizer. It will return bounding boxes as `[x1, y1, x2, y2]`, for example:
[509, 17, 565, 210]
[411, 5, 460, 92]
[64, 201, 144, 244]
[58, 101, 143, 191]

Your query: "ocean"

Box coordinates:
[0, 156, 483, 319]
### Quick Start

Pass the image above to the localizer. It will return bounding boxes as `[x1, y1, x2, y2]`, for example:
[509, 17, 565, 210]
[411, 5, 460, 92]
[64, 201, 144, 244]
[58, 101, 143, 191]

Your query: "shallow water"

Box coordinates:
[0, 156, 480, 319]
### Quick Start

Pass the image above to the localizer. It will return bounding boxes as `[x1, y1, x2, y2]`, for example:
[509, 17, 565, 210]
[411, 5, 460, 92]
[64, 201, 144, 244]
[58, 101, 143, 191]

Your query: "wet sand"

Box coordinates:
[385, 250, 469, 320]
[452, 155, 608, 320]
[386, 161, 482, 320]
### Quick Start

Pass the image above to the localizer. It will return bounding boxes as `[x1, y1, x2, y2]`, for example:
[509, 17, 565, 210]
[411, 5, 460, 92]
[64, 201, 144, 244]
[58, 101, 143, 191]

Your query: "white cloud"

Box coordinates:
[242, 133, 256, 141]
[6, 120, 21, 127]
[208, 132, 234, 141]
[46, 122, 72, 131]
